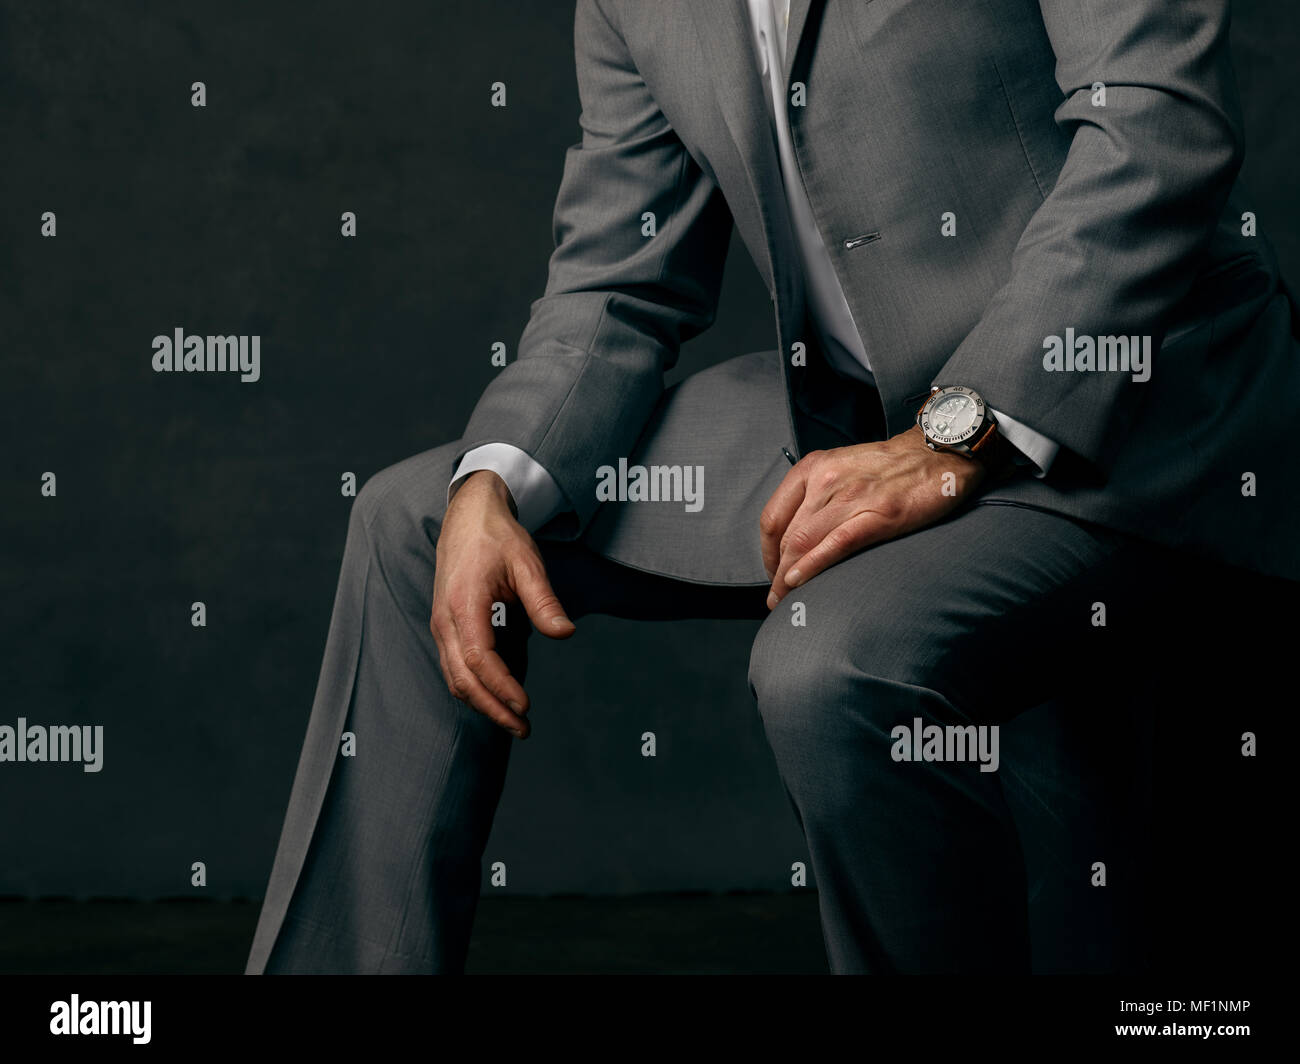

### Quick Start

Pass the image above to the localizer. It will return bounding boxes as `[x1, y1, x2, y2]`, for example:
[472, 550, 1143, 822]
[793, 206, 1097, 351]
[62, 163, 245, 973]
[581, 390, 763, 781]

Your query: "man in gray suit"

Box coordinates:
[248, 0, 1299, 973]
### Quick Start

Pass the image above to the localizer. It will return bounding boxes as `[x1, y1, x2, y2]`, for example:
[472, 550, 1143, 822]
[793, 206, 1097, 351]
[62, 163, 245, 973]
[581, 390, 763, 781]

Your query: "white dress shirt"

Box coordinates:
[450, 0, 1057, 531]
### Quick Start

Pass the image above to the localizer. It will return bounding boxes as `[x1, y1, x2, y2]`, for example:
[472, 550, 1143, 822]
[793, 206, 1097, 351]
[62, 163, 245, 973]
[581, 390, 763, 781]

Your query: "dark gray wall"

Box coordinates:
[1, 0, 1295, 898]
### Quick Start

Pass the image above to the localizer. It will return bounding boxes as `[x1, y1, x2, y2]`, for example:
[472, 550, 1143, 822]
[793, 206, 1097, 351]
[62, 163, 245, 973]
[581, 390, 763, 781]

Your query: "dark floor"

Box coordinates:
[0, 894, 829, 974]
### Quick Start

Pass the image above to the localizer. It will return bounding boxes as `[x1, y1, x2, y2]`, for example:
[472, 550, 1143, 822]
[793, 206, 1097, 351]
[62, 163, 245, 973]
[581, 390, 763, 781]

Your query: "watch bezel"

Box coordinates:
[917, 386, 988, 449]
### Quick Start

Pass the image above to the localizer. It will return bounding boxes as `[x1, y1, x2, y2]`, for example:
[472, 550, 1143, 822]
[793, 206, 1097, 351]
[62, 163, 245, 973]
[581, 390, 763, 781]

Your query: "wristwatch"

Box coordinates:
[915, 385, 1019, 476]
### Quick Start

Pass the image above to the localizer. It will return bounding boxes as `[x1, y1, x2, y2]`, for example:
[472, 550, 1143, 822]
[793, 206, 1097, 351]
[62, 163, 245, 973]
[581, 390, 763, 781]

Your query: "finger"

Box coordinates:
[511, 555, 576, 639]
[759, 461, 811, 579]
[451, 594, 531, 713]
[783, 512, 886, 591]
[434, 605, 530, 737]
[430, 603, 473, 715]
[429, 610, 459, 707]
[451, 658, 531, 738]
[768, 501, 842, 605]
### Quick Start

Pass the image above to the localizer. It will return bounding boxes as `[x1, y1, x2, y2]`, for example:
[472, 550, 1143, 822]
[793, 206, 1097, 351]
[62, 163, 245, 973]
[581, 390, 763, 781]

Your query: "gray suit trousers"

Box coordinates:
[246, 357, 1167, 975]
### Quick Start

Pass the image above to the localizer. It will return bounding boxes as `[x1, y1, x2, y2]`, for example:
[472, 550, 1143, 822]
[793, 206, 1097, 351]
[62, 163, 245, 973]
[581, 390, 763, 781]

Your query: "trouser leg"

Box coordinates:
[249, 441, 767, 973]
[251, 443, 519, 972]
[747, 501, 1169, 973]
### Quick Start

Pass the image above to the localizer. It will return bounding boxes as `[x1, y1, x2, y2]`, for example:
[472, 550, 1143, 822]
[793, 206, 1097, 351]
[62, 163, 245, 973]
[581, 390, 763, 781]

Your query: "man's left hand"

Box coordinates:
[760, 426, 990, 609]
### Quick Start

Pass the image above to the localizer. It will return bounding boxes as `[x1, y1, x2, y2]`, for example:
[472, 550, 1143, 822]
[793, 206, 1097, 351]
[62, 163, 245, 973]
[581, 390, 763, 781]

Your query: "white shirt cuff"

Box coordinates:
[448, 443, 568, 534]
[988, 406, 1059, 479]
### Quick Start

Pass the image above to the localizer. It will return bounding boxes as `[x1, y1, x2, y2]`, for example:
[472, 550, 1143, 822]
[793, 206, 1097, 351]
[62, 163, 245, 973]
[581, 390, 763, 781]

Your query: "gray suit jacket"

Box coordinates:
[457, 0, 1300, 584]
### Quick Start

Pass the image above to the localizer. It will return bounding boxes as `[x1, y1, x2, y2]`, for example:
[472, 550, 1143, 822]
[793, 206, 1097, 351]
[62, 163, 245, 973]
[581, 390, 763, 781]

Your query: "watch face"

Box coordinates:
[919, 386, 986, 447]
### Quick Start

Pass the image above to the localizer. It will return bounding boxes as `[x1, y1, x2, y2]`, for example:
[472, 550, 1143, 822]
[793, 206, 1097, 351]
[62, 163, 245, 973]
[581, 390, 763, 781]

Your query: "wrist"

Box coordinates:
[902, 425, 986, 494]
[451, 469, 518, 519]
[914, 385, 1024, 488]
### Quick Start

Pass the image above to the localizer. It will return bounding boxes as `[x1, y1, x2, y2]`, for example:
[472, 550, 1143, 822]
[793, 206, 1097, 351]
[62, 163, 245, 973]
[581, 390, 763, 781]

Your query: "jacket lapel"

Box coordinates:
[686, 1, 817, 294]
[687, 1, 785, 296]
[686, 0, 826, 455]
[784, 0, 816, 89]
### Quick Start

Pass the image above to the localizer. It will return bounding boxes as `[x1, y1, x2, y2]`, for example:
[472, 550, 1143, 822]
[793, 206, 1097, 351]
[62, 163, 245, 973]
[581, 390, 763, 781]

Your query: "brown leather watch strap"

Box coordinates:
[969, 420, 1022, 480]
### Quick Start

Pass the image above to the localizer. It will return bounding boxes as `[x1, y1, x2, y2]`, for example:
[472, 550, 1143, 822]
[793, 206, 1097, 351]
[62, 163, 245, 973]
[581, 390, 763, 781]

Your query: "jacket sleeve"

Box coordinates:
[934, 0, 1245, 470]
[454, 0, 734, 537]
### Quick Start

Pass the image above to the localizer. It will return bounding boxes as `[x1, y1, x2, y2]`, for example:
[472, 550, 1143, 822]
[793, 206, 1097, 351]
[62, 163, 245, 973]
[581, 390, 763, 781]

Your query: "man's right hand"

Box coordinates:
[431, 470, 575, 739]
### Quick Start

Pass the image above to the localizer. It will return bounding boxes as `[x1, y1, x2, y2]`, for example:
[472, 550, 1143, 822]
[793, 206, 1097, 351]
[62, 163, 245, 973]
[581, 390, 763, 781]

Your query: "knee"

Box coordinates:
[747, 613, 819, 733]
[747, 601, 953, 756]
[748, 604, 975, 824]
[352, 444, 459, 549]
[347, 445, 459, 592]
[352, 461, 416, 544]
[748, 610, 852, 759]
